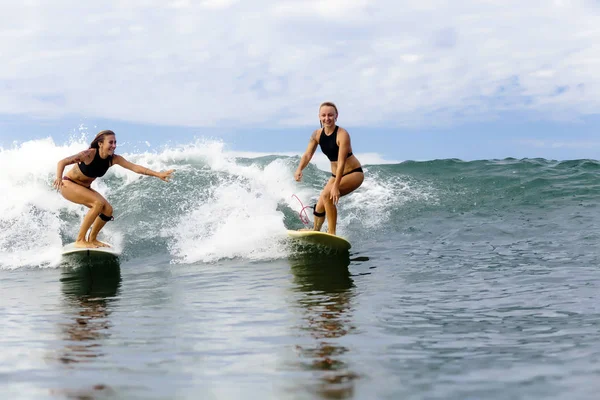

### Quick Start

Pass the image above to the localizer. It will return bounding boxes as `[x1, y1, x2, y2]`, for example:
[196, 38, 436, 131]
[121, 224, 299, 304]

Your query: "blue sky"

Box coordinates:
[1, 0, 599, 161]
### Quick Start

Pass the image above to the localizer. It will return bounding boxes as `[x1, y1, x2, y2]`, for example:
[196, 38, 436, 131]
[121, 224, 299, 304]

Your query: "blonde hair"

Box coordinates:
[319, 102, 338, 127]
[89, 130, 115, 149]
[319, 101, 338, 116]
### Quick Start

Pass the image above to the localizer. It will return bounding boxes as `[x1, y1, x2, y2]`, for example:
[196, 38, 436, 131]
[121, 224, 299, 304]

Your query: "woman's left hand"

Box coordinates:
[330, 184, 340, 205]
[159, 169, 175, 182]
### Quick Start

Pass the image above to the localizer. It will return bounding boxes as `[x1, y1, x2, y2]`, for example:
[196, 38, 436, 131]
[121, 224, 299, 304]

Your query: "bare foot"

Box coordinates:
[74, 240, 98, 248]
[298, 228, 319, 231]
[89, 240, 110, 248]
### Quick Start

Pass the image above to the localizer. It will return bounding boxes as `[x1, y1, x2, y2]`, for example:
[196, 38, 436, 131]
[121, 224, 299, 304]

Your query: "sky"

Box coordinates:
[0, 0, 599, 161]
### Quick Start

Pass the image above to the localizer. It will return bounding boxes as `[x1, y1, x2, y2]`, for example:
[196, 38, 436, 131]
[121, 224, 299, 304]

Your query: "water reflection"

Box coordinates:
[289, 252, 358, 399]
[58, 254, 121, 365]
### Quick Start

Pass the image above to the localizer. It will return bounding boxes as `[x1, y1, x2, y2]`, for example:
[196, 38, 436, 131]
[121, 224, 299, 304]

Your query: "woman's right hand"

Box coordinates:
[294, 169, 303, 182]
[53, 177, 63, 191]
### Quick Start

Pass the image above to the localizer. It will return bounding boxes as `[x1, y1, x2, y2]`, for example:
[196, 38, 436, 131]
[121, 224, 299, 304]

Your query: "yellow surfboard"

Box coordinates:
[287, 230, 351, 251]
[62, 242, 121, 257]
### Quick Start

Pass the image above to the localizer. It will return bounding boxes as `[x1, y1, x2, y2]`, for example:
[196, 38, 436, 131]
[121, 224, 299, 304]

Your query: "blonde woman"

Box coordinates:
[294, 102, 364, 236]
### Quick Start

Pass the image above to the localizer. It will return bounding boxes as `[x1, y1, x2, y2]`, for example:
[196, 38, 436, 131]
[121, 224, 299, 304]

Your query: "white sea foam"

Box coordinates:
[0, 135, 418, 268]
[163, 141, 312, 263]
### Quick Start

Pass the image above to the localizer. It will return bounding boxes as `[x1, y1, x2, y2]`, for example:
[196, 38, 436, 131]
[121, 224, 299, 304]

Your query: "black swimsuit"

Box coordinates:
[319, 126, 353, 162]
[331, 167, 364, 178]
[78, 149, 112, 178]
[319, 126, 363, 178]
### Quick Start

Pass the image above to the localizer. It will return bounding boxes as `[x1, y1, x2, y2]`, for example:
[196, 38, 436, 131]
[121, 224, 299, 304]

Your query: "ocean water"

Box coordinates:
[2, 136, 600, 399]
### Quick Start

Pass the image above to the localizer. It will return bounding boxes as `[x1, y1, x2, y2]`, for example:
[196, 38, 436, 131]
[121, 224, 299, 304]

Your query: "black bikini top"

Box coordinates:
[319, 125, 352, 162]
[78, 149, 112, 178]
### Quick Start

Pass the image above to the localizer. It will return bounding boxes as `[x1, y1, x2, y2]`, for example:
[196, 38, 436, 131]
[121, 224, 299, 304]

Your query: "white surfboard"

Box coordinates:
[62, 242, 122, 256]
[287, 230, 351, 251]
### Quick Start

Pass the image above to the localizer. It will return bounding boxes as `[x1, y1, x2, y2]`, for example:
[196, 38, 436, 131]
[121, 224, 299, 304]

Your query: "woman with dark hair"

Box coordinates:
[53, 130, 174, 248]
[294, 102, 364, 236]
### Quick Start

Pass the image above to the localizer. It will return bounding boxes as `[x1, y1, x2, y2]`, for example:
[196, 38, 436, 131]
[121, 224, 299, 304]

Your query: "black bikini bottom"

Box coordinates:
[331, 167, 364, 178]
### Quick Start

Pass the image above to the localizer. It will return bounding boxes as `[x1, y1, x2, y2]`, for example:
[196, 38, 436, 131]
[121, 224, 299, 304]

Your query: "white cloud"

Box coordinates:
[201, 0, 239, 9]
[531, 69, 556, 79]
[0, 0, 598, 129]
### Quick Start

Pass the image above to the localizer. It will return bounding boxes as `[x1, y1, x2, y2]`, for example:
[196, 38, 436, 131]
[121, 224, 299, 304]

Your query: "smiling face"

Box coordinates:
[319, 105, 338, 128]
[98, 134, 117, 156]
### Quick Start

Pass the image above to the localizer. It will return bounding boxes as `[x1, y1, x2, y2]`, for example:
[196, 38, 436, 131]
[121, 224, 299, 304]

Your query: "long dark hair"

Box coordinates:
[89, 130, 115, 149]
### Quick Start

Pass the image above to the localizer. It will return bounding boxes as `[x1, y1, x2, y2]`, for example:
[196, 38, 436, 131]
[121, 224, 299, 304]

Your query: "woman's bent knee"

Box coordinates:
[320, 192, 333, 205]
[92, 200, 105, 211]
[103, 203, 113, 216]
